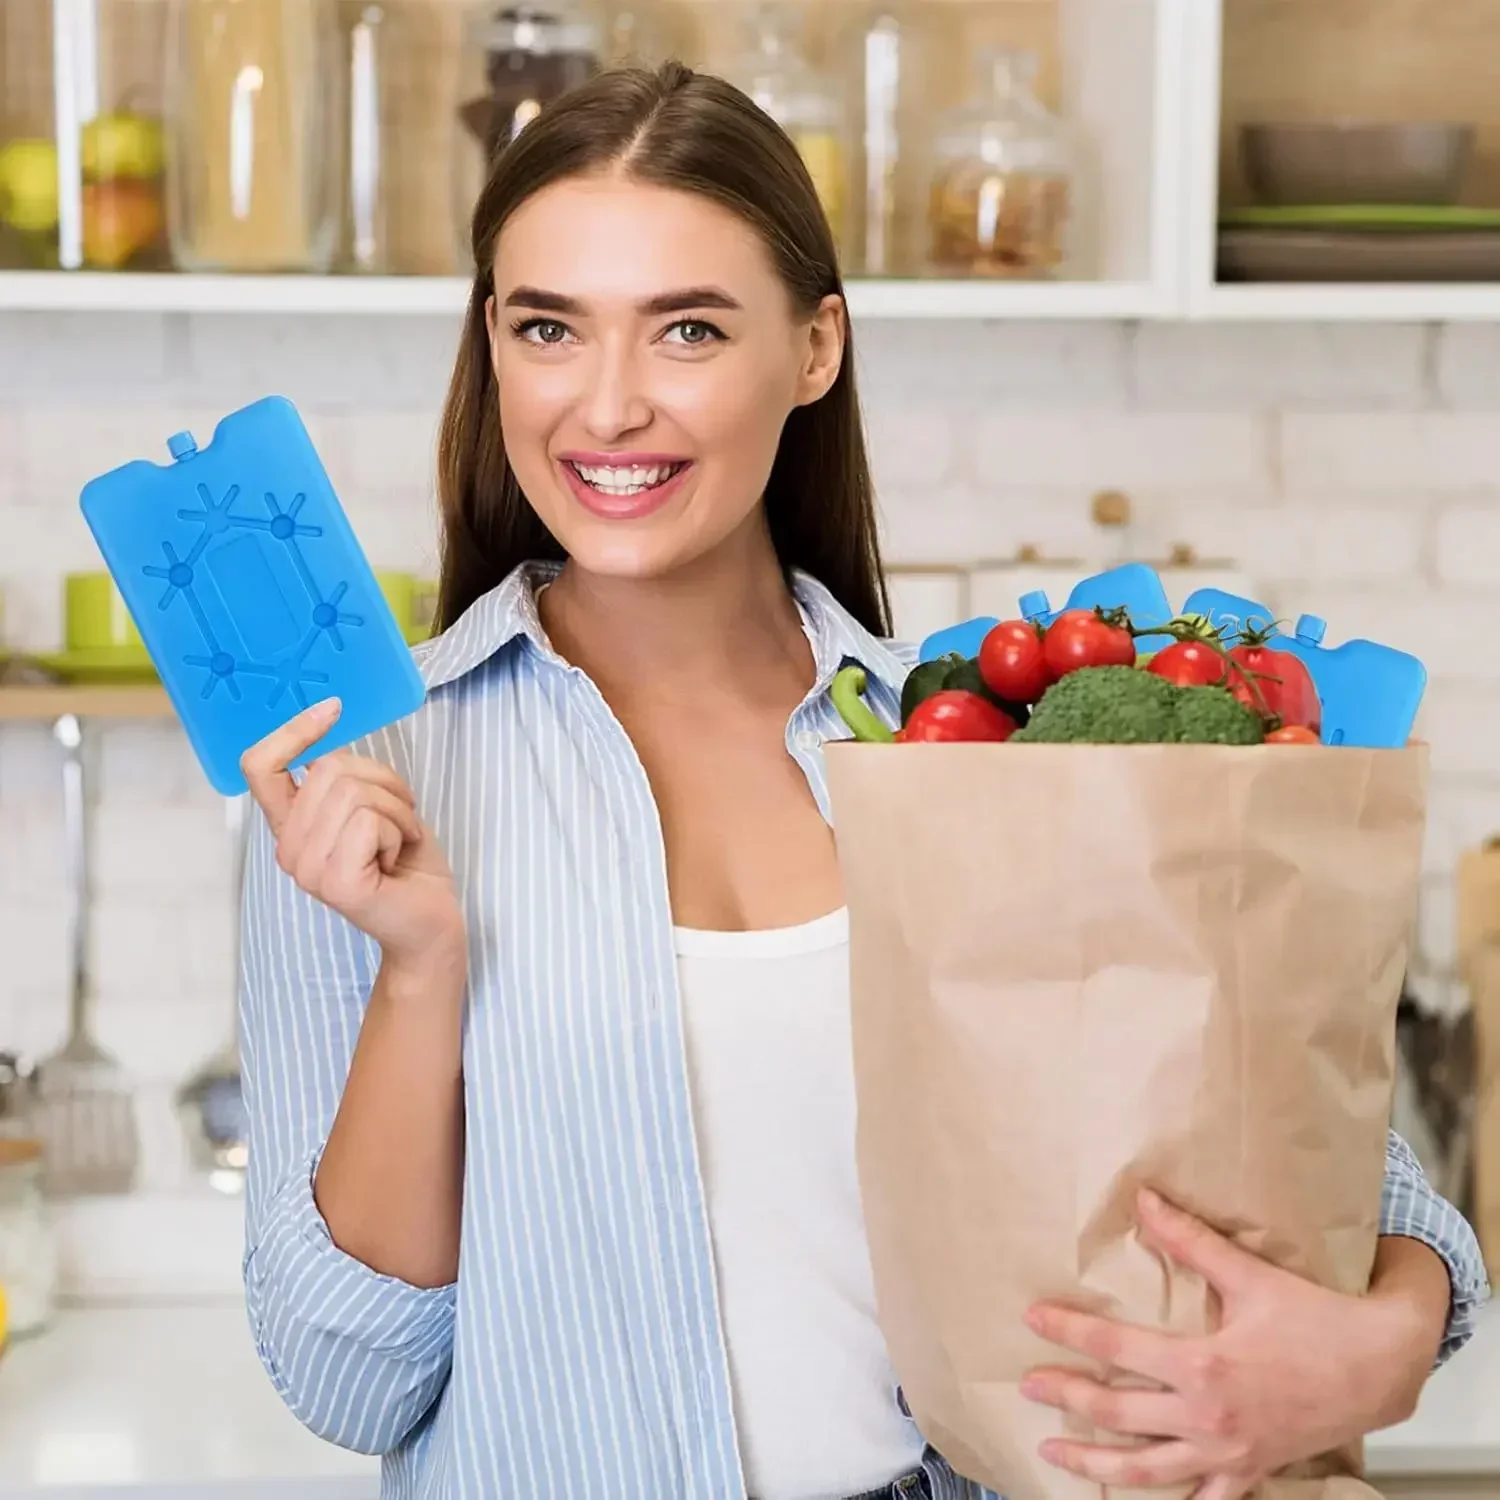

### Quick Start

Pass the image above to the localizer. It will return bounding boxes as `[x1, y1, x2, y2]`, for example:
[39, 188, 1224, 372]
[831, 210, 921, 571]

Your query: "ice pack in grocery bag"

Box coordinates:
[79, 396, 425, 796]
[919, 563, 1179, 665]
[825, 733, 1426, 1500]
[1182, 587, 1425, 750]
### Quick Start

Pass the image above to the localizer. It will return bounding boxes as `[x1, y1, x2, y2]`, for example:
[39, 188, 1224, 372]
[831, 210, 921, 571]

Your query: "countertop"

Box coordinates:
[0, 1304, 377, 1498]
[0, 1302, 1496, 1495]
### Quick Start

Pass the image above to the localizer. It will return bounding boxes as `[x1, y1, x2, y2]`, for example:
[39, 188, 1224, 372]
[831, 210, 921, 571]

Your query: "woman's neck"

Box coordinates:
[537, 523, 813, 705]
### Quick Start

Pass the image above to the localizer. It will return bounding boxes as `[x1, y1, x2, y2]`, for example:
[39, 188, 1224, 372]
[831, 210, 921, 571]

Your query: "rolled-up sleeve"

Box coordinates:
[1381, 1128, 1491, 1364]
[239, 727, 456, 1455]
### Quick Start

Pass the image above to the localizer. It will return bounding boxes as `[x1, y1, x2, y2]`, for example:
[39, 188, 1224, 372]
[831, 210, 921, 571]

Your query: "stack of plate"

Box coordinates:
[1219, 204, 1500, 283]
[1218, 122, 1500, 282]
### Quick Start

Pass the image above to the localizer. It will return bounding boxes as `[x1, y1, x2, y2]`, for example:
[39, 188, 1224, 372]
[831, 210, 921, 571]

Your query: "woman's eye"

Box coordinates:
[663, 320, 722, 347]
[516, 319, 571, 345]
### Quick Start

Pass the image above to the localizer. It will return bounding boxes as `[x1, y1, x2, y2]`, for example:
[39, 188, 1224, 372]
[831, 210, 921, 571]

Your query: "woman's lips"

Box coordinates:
[558, 455, 693, 521]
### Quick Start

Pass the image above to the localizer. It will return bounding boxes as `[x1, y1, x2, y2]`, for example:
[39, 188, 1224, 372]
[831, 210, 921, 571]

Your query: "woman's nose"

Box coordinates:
[580, 343, 652, 440]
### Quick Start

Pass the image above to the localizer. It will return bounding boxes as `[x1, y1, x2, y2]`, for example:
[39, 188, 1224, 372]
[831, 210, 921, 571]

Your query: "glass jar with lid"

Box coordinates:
[926, 47, 1077, 279]
[165, 0, 341, 272]
[0, 0, 60, 269]
[453, 1, 603, 252]
[0, 1138, 56, 1341]
[724, 4, 851, 261]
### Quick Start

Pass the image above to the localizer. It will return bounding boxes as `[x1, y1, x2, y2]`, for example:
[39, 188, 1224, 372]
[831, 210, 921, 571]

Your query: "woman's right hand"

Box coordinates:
[240, 698, 465, 973]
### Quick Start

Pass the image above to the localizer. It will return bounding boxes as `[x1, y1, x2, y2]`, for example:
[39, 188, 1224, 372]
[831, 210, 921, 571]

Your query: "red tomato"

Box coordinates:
[1041, 609, 1136, 681]
[1146, 639, 1227, 689]
[1228, 644, 1321, 731]
[896, 690, 1017, 743]
[1266, 724, 1321, 745]
[978, 620, 1049, 705]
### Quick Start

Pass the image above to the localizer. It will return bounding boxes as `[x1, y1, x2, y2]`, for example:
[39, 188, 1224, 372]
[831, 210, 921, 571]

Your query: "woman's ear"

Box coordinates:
[793, 293, 846, 407]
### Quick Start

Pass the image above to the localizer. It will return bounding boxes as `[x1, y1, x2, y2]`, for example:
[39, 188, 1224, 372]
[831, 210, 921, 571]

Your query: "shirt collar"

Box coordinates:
[415, 560, 911, 701]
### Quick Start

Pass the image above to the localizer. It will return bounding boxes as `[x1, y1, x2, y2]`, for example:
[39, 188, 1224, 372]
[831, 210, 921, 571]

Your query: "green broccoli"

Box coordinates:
[1012, 666, 1265, 745]
[1012, 666, 1178, 743]
[1170, 684, 1264, 745]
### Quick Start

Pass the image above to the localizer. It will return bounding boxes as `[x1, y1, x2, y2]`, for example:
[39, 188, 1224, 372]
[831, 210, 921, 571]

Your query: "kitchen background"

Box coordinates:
[4, 0, 1500, 1494]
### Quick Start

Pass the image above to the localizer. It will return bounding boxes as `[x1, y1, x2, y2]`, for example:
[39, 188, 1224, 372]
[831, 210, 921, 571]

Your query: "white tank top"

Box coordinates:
[673, 908, 926, 1500]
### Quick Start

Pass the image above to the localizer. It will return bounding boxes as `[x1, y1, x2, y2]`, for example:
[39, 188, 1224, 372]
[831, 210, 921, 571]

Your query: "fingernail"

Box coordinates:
[1020, 1377, 1043, 1400]
[313, 696, 341, 722]
[1140, 1187, 1164, 1212]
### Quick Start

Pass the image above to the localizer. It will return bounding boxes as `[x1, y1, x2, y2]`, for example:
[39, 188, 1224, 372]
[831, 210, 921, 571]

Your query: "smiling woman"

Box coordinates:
[434, 60, 883, 634]
[233, 57, 1488, 1500]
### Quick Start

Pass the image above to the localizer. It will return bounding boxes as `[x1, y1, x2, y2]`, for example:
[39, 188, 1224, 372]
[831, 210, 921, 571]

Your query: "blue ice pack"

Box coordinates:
[79, 396, 426, 795]
[917, 563, 1179, 664]
[916, 567, 1426, 751]
[1182, 588, 1425, 750]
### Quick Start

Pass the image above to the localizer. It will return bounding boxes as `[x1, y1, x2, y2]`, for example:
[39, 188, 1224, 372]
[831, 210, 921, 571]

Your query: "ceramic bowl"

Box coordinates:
[1240, 122, 1475, 206]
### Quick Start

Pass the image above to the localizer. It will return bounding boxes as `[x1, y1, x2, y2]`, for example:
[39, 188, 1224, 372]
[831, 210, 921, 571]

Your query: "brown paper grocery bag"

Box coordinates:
[826, 741, 1428, 1500]
[1457, 841, 1500, 1270]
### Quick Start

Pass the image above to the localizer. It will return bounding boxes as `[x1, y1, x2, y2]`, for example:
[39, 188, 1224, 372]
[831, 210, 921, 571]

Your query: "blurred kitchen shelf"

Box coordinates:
[1193, 283, 1500, 322]
[0, 684, 173, 721]
[0, 271, 1165, 321]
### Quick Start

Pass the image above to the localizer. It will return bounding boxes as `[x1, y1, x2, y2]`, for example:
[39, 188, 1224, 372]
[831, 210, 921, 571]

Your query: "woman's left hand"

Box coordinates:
[1021, 1188, 1447, 1500]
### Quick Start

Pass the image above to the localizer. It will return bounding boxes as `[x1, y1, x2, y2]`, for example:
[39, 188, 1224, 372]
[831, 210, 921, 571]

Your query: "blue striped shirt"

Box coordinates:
[240, 561, 1490, 1500]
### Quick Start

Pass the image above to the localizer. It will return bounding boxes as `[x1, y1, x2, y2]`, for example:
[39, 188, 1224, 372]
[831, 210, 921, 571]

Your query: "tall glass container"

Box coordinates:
[0, 0, 59, 269]
[335, 0, 392, 272]
[165, 0, 341, 272]
[724, 4, 851, 261]
[452, 3, 602, 258]
[926, 47, 1076, 279]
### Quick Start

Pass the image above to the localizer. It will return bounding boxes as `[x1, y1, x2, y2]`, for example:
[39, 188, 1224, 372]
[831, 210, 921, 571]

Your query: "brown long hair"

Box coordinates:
[434, 59, 890, 638]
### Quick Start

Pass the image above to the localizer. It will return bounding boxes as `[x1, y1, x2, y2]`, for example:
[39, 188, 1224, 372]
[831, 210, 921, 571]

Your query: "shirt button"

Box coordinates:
[794, 728, 822, 752]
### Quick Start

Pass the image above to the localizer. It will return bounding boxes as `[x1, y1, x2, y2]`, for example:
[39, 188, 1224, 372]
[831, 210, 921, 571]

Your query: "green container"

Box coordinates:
[65, 572, 150, 658]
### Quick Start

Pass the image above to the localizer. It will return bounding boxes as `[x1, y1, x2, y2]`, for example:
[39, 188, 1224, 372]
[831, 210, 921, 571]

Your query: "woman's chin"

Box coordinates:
[556, 521, 710, 583]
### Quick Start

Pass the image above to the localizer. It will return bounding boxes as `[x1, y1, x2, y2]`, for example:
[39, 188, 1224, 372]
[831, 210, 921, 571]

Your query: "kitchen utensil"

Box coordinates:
[32, 714, 139, 1197]
[1239, 122, 1475, 207]
[1182, 588, 1427, 750]
[77, 395, 426, 796]
[177, 793, 249, 1189]
[1218, 226, 1500, 283]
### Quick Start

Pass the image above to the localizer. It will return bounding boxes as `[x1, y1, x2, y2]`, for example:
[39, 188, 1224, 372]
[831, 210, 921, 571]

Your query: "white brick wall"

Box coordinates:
[3, 311, 1499, 1196]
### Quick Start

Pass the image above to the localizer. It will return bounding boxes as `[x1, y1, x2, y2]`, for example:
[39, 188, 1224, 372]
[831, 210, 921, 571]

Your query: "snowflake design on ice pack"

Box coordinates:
[142, 484, 364, 709]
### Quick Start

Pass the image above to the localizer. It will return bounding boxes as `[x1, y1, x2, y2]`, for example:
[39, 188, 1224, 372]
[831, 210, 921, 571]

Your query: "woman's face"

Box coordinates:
[486, 172, 845, 581]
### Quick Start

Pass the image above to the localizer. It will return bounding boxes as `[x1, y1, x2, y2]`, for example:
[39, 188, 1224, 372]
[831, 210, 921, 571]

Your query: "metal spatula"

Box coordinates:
[33, 714, 139, 1196]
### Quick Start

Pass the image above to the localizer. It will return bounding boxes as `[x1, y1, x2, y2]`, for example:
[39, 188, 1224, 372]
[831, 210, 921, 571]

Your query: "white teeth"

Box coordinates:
[572, 462, 678, 496]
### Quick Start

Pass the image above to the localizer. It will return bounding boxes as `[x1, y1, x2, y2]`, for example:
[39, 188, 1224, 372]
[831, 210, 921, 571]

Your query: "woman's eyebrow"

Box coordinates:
[501, 286, 744, 315]
[504, 286, 583, 313]
[638, 287, 742, 315]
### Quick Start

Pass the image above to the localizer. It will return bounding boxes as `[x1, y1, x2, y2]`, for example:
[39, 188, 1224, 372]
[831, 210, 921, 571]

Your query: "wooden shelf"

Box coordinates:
[0, 685, 175, 722]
